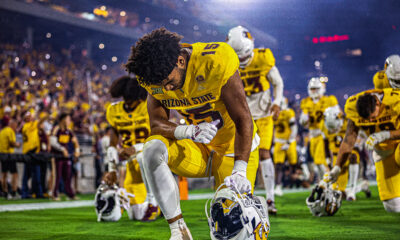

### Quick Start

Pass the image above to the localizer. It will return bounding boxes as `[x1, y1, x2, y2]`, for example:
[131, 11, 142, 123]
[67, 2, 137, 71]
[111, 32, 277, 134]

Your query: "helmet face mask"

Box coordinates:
[324, 107, 343, 133]
[306, 184, 342, 217]
[307, 78, 324, 100]
[95, 184, 134, 222]
[206, 185, 270, 240]
[226, 26, 255, 68]
[385, 54, 400, 89]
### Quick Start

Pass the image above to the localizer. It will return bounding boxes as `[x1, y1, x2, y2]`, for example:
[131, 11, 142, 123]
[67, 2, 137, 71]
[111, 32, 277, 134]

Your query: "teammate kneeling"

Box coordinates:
[328, 88, 400, 212]
[102, 76, 160, 222]
[125, 28, 260, 239]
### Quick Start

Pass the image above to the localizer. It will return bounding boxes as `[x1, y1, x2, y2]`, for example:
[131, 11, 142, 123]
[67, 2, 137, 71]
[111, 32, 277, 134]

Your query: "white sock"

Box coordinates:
[260, 158, 275, 202]
[316, 164, 325, 181]
[348, 164, 359, 194]
[301, 163, 310, 181]
[169, 218, 186, 231]
[143, 140, 181, 220]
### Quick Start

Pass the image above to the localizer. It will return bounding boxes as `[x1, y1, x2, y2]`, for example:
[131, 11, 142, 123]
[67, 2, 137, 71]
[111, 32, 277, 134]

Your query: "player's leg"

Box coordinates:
[346, 150, 360, 201]
[142, 136, 209, 240]
[312, 136, 327, 181]
[273, 142, 285, 197]
[287, 141, 298, 187]
[256, 117, 276, 213]
[383, 197, 400, 212]
[1, 169, 8, 199]
[373, 150, 400, 212]
[124, 159, 149, 221]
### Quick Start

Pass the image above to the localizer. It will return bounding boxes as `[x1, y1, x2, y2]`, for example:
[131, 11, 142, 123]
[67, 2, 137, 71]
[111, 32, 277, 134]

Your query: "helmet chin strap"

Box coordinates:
[239, 52, 254, 68]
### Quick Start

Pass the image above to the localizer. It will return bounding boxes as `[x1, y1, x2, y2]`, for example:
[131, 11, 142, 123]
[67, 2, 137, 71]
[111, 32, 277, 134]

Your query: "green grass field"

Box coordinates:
[1, 186, 399, 240]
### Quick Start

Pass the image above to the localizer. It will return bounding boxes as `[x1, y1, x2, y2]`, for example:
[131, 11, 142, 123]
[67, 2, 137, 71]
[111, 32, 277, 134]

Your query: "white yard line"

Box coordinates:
[0, 181, 377, 212]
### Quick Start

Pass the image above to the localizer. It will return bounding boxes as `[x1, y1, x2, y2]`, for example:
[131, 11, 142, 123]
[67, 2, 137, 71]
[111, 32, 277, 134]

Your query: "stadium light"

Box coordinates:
[180, 119, 186, 125]
[99, 43, 105, 49]
[45, 54, 51, 60]
[42, 80, 47, 85]
[145, 17, 151, 23]
[101, 64, 107, 70]
[111, 56, 117, 62]
[15, 57, 19, 63]
[120, 11, 126, 17]
[31, 71, 36, 77]
[46, 32, 52, 38]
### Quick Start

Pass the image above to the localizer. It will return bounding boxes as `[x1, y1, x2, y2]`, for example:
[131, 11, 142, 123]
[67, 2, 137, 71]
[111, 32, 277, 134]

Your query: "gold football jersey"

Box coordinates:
[373, 70, 391, 89]
[274, 108, 295, 140]
[238, 48, 275, 96]
[106, 100, 150, 148]
[345, 88, 400, 150]
[141, 42, 256, 152]
[300, 95, 339, 130]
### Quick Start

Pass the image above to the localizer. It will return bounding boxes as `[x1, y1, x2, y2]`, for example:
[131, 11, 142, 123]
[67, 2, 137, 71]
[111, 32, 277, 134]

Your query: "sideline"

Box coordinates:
[0, 181, 377, 212]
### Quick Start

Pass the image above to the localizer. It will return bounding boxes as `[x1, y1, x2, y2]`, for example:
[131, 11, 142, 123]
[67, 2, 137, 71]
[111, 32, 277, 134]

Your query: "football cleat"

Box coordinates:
[169, 219, 193, 240]
[141, 203, 161, 222]
[267, 199, 277, 215]
[206, 184, 270, 240]
[306, 183, 342, 217]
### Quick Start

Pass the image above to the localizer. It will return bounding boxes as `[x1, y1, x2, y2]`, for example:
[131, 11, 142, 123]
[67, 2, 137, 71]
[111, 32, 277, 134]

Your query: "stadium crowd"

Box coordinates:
[0, 40, 124, 199]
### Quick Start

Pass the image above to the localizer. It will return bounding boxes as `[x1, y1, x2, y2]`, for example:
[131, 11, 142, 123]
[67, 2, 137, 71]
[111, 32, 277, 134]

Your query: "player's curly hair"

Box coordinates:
[109, 76, 147, 102]
[125, 27, 183, 86]
[356, 93, 376, 119]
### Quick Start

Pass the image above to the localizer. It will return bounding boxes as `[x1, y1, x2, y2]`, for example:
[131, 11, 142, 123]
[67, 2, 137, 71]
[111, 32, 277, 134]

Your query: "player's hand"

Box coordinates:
[270, 104, 280, 121]
[365, 131, 391, 151]
[103, 171, 117, 186]
[326, 165, 341, 183]
[224, 160, 251, 194]
[119, 147, 136, 159]
[281, 143, 290, 151]
[224, 171, 251, 194]
[299, 113, 309, 126]
[174, 120, 219, 144]
[62, 148, 69, 157]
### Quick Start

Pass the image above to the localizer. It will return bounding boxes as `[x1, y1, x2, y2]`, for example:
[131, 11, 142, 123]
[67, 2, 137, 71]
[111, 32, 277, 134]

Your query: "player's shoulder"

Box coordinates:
[373, 70, 389, 89]
[107, 101, 123, 112]
[253, 48, 275, 65]
[382, 88, 400, 106]
[300, 97, 312, 107]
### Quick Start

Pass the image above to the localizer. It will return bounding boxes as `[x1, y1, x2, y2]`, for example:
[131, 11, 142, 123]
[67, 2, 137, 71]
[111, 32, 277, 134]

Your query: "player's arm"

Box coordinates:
[267, 66, 284, 120]
[49, 126, 68, 157]
[329, 119, 359, 181]
[221, 70, 254, 193]
[71, 134, 80, 158]
[288, 116, 298, 144]
[147, 93, 175, 139]
[103, 127, 120, 185]
[221, 70, 253, 162]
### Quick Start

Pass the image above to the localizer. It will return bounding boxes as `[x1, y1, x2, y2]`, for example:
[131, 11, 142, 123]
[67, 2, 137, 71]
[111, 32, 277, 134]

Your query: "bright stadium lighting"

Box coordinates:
[145, 17, 151, 23]
[46, 32, 52, 38]
[295, 94, 300, 100]
[24, 80, 28, 85]
[99, 43, 105, 49]
[173, 19, 180, 25]
[179, 119, 186, 124]
[15, 57, 19, 63]
[120, 11, 126, 17]
[344, 94, 349, 99]
[101, 64, 107, 70]
[100, 5, 106, 11]
[31, 71, 36, 77]
[111, 56, 117, 62]
[42, 80, 47, 85]
[314, 61, 320, 67]
[45, 54, 51, 60]
[283, 55, 292, 61]
[169, 19, 174, 24]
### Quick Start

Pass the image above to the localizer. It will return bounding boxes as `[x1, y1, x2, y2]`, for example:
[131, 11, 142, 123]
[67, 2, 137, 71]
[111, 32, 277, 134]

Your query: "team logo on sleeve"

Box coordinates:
[151, 87, 164, 95]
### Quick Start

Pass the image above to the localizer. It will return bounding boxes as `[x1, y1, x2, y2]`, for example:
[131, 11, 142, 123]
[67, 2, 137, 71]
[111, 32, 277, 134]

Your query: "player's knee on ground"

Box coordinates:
[383, 197, 400, 213]
[143, 139, 168, 172]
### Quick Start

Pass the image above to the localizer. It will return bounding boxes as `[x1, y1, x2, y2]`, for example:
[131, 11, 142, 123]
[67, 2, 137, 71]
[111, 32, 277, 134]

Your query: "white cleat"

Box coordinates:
[169, 219, 193, 240]
[345, 190, 356, 201]
[275, 184, 283, 197]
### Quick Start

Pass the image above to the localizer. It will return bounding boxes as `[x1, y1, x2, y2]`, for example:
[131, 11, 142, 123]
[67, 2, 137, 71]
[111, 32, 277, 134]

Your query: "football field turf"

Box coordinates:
[0, 186, 399, 240]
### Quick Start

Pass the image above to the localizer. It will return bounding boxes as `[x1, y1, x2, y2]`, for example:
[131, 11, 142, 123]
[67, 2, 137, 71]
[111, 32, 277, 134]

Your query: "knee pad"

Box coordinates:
[143, 140, 168, 172]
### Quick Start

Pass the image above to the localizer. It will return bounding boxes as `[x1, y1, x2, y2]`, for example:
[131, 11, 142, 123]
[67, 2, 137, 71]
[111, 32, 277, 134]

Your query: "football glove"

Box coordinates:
[174, 120, 219, 144]
[299, 112, 309, 126]
[281, 142, 290, 151]
[326, 165, 341, 183]
[224, 160, 251, 194]
[365, 131, 391, 151]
